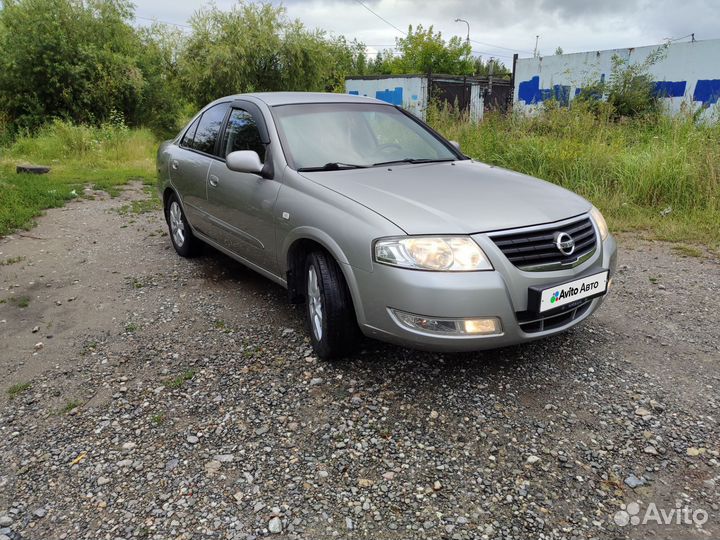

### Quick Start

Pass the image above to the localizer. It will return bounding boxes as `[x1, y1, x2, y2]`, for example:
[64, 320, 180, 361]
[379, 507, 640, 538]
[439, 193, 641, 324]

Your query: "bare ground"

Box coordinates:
[0, 183, 718, 540]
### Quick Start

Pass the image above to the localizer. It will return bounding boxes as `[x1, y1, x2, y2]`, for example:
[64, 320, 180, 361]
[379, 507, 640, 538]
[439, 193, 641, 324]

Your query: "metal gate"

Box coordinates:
[484, 83, 512, 111]
[429, 77, 472, 112]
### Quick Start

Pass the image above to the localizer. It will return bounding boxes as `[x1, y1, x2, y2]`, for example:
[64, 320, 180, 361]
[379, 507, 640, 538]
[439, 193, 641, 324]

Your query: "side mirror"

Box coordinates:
[449, 140, 461, 152]
[226, 150, 263, 175]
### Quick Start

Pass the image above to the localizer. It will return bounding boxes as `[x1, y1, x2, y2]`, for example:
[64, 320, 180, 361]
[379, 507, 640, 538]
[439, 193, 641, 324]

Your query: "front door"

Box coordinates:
[205, 107, 282, 274]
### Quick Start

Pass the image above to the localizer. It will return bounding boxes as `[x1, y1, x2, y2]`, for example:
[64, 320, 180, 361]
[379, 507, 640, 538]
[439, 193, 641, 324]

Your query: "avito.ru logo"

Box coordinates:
[613, 501, 708, 528]
[550, 280, 602, 304]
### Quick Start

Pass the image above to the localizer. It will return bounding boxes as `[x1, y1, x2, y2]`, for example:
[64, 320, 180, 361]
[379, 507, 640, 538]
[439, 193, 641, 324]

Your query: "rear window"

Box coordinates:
[180, 116, 200, 148]
[180, 103, 229, 155]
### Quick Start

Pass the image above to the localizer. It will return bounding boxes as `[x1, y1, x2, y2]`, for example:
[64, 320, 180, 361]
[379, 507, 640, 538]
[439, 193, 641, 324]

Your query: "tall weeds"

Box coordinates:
[4, 118, 156, 164]
[0, 119, 158, 235]
[428, 102, 720, 245]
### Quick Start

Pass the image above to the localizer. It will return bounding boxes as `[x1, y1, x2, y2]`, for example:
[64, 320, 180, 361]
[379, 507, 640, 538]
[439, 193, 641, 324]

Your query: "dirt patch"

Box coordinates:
[0, 186, 718, 540]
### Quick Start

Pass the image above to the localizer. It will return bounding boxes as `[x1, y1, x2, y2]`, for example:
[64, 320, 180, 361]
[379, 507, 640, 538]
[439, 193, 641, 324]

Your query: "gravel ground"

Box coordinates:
[0, 183, 718, 540]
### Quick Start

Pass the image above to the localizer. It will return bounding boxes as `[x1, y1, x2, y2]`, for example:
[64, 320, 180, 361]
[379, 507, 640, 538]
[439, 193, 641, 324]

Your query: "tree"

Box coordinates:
[575, 45, 668, 118]
[178, 1, 366, 106]
[554, 46, 564, 55]
[324, 36, 369, 90]
[135, 23, 188, 133]
[473, 57, 511, 78]
[0, 0, 182, 132]
[371, 24, 474, 76]
[368, 50, 395, 75]
[605, 48, 665, 117]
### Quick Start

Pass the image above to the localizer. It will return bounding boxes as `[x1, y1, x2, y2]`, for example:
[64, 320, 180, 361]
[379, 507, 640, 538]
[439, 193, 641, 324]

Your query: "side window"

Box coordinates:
[222, 109, 266, 161]
[180, 116, 200, 148]
[190, 103, 229, 155]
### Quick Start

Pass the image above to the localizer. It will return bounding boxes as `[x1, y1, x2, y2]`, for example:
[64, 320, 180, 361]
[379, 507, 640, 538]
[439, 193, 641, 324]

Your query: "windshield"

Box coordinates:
[272, 102, 459, 170]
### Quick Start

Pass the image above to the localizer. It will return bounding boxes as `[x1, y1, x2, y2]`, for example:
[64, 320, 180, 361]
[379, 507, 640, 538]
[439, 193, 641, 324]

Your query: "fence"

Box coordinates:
[512, 38, 720, 118]
[346, 75, 512, 121]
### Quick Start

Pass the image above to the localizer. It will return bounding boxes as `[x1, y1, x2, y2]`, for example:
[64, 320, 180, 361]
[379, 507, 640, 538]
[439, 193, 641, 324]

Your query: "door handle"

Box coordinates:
[171, 159, 179, 170]
[209, 175, 219, 187]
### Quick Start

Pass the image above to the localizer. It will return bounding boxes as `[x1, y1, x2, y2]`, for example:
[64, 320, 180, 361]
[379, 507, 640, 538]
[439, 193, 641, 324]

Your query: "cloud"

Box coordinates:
[133, 0, 720, 59]
[538, 0, 643, 20]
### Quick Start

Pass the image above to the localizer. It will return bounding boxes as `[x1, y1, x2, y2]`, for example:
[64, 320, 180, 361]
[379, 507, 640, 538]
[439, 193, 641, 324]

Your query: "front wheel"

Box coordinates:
[305, 251, 360, 359]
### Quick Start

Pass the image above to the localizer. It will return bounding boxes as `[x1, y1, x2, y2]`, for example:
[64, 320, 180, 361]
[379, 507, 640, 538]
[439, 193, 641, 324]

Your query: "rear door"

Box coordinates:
[205, 104, 282, 273]
[169, 102, 230, 236]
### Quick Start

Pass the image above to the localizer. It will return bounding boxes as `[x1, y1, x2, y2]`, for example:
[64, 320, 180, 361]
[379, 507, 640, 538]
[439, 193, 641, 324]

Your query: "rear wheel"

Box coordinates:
[304, 251, 360, 359]
[166, 194, 200, 257]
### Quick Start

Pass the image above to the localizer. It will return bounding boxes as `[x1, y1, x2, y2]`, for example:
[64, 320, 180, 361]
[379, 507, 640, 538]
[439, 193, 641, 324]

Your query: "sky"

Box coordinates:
[132, 0, 720, 65]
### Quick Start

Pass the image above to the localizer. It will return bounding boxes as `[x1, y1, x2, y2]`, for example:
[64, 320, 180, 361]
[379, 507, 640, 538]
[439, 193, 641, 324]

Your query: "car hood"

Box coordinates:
[299, 160, 591, 234]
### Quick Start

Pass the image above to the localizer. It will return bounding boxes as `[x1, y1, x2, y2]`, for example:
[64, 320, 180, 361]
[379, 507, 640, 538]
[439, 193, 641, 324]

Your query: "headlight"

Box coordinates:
[374, 236, 493, 271]
[590, 206, 609, 241]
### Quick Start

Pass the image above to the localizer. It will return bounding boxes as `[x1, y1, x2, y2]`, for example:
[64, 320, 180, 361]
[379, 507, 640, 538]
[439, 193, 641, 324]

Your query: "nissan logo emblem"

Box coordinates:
[554, 232, 576, 256]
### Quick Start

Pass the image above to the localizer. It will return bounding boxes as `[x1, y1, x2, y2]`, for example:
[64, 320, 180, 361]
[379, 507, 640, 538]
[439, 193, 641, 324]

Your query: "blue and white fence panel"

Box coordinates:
[513, 39, 720, 118]
[345, 76, 428, 119]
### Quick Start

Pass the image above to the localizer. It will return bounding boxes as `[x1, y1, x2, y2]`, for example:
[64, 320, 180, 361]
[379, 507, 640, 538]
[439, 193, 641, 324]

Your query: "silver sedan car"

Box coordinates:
[157, 92, 617, 359]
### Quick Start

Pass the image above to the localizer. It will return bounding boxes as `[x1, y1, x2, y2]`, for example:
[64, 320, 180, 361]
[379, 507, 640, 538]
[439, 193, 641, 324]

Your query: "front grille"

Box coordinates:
[517, 298, 593, 333]
[489, 216, 597, 270]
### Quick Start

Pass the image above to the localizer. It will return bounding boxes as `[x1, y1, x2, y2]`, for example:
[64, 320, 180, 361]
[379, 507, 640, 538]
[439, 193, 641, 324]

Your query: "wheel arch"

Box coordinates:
[162, 187, 179, 220]
[283, 229, 366, 326]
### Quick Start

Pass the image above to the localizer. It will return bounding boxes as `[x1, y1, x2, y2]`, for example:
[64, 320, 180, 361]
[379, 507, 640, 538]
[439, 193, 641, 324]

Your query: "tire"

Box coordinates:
[166, 194, 200, 257]
[304, 250, 360, 359]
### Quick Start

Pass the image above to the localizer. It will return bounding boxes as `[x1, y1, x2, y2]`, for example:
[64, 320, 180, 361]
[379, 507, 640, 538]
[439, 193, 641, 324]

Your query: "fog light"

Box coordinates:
[463, 318, 500, 335]
[391, 309, 502, 336]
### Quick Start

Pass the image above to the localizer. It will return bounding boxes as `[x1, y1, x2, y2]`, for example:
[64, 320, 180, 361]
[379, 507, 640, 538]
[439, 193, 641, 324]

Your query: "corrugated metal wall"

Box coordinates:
[513, 38, 720, 118]
[345, 77, 428, 118]
[345, 76, 487, 121]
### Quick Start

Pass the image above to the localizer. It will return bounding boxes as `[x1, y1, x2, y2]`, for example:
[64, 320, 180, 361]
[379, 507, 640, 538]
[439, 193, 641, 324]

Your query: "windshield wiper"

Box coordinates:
[297, 162, 368, 172]
[371, 158, 456, 167]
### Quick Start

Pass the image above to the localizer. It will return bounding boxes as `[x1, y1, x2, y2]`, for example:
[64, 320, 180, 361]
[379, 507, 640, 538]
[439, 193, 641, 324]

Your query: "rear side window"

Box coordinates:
[222, 109, 266, 161]
[181, 103, 229, 155]
[180, 116, 200, 148]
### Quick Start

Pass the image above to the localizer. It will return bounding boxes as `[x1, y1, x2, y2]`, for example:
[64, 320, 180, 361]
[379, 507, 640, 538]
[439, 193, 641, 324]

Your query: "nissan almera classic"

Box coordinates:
[157, 92, 617, 359]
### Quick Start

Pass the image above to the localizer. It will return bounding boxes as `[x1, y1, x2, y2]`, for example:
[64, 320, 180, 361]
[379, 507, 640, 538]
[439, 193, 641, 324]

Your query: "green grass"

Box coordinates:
[165, 369, 196, 389]
[7, 381, 31, 398]
[10, 295, 30, 308]
[81, 340, 98, 355]
[130, 278, 144, 289]
[0, 119, 159, 236]
[0, 255, 26, 265]
[115, 198, 161, 216]
[671, 244, 704, 258]
[62, 399, 82, 413]
[428, 103, 720, 249]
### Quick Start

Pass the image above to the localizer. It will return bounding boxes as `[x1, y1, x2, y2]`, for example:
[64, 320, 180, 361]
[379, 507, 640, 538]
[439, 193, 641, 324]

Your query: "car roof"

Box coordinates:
[219, 92, 387, 107]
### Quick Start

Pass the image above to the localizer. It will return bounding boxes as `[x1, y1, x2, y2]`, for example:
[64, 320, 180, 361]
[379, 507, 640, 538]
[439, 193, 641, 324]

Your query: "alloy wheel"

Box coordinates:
[307, 265, 323, 340]
[169, 201, 185, 247]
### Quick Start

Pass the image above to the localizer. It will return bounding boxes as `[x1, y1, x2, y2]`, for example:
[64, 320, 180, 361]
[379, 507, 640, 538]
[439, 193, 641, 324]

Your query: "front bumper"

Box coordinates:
[350, 232, 617, 352]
